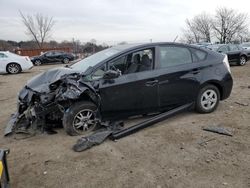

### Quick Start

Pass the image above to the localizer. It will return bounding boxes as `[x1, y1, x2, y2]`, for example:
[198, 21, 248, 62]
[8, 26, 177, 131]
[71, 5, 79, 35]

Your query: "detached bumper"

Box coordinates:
[0, 149, 10, 188]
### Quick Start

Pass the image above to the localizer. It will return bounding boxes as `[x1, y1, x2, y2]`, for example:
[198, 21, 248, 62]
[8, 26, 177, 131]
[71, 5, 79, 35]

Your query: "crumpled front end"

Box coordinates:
[5, 72, 100, 136]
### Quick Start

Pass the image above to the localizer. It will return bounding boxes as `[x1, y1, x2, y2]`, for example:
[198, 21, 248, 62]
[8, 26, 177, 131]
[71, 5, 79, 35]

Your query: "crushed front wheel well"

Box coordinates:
[78, 90, 99, 106]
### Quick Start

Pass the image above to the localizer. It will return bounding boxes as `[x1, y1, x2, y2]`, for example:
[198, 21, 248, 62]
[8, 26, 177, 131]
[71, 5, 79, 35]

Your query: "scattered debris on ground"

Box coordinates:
[73, 103, 193, 152]
[202, 126, 233, 136]
[198, 138, 216, 146]
[234, 101, 249, 106]
[73, 121, 123, 152]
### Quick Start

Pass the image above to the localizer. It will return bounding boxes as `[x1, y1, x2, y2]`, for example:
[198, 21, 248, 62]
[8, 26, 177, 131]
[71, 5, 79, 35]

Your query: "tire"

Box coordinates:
[63, 58, 69, 64]
[6, 63, 21, 74]
[63, 101, 97, 136]
[238, 56, 247, 66]
[34, 60, 42, 66]
[195, 84, 220, 113]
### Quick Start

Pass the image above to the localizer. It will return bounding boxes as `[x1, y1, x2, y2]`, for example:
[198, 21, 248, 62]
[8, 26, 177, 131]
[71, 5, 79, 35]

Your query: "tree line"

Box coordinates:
[0, 39, 108, 54]
[181, 7, 250, 44]
[0, 11, 108, 54]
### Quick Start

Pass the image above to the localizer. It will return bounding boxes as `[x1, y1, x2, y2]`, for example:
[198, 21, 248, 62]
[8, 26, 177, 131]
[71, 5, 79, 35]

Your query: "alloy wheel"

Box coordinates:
[7, 64, 20, 74]
[63, 58, 69, 64]
[200, 89, 218, 110]
[72, 109, 96, 134]
[34, 60, 42, 66]
[239, 56, 246, 66]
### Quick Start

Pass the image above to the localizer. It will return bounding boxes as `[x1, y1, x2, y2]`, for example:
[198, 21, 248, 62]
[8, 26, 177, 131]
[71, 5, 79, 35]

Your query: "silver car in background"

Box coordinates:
[240, 42, 250, 50]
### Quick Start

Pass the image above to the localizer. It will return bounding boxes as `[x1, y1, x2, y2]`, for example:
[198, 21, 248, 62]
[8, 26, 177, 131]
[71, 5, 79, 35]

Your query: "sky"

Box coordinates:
[0, 0, 249, 44]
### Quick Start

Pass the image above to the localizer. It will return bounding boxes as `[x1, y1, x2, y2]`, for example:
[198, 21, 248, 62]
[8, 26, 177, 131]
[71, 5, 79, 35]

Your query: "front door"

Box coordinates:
[98, 48, 159, 120]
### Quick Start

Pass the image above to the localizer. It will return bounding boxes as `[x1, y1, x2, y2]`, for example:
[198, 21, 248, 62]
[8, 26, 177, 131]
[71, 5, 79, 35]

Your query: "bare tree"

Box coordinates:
[212, 7, 248, 43]
[193, 13, 213, 42]
[20, 11, 55, 49]
[184, 19, 202, 43]
[182, 13, 212, 43]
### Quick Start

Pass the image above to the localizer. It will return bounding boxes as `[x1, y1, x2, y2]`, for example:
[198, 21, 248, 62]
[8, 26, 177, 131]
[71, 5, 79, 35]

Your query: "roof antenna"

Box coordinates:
[173, 35, 178, 42]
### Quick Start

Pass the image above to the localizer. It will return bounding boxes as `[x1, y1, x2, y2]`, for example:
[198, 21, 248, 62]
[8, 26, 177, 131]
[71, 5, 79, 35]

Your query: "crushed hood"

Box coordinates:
[26, 67, 80, 93]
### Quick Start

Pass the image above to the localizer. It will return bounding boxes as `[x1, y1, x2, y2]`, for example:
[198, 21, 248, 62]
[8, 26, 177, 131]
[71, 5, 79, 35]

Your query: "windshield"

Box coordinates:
[71, 48, 121, 72]
[6, 52, 21, 57]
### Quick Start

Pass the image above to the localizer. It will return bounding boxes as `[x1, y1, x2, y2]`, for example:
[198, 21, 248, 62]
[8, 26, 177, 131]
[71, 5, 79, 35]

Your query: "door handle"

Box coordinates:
[145, 79, 159, 87]
[191, 68, 200, 74]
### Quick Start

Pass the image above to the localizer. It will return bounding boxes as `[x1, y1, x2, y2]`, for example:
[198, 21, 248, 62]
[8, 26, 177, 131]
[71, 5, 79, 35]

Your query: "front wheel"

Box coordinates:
[238, 56, 247, 66]
[63, 101, 97, 136]
[6, 63, 21, 74]
[195, 85, 220, 113]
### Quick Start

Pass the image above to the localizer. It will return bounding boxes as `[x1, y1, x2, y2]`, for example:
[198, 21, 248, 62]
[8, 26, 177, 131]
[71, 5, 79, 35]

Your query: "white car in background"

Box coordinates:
[0, 51, 33, 74]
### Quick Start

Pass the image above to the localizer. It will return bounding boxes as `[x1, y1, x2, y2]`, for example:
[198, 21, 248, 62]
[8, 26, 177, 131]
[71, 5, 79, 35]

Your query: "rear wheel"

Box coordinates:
[63, 101, 97, 136]
[195, 85, 220, 113]
[238, 56, 247, 66]
[63, 58, 69, 64]
[34, 60, 42, 66]
[6, 63, 21, 74]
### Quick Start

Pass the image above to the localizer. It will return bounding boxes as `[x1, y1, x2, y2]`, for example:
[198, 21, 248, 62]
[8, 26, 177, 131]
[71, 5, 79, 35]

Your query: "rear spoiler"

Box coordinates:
[0, 149, 10, 188]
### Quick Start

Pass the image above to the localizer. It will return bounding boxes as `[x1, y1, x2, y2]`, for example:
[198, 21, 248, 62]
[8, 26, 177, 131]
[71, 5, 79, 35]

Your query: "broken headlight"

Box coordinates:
[49, 81, 61, 91]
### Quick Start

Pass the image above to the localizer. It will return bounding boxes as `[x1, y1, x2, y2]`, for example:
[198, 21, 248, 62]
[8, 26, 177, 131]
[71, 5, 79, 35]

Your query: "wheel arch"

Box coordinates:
[240, 54, 248, 60]
[6, 62, 22, 72]
[78, 89, 100, 106]
[199, 80, 223, 100]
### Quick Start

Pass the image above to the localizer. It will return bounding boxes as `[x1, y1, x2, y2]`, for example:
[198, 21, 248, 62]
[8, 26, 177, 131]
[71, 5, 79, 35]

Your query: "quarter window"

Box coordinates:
[159, 46, 192, 68]
[191, 48, 207, 62]
[90, 64, 106, 80]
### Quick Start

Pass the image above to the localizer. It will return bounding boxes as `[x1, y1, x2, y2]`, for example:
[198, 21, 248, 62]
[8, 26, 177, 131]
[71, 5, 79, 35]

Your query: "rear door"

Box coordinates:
[156, 45, 204, 110]
[227, 45, 241, 62]
[43, 52, 56, 63]
[217, 45, 232, 61]
[98, 48, 159, 119]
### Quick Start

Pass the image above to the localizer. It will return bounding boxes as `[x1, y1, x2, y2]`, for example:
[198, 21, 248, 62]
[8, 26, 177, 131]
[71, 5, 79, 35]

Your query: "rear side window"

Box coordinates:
[159, 46, 192, 68]
[229, 45, 239, 51]
[191, 48, 207, 62]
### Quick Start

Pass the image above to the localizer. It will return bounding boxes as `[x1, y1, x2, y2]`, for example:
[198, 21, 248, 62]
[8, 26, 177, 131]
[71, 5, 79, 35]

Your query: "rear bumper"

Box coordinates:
[221, 73, 233, 100]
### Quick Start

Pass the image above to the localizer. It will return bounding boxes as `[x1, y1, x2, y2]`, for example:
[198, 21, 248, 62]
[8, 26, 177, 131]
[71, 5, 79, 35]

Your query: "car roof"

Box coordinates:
[111, 42, 206, 52]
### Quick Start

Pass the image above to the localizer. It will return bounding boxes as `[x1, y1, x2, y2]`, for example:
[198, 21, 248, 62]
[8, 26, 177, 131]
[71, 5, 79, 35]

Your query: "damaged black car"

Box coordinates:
[5, 42, 233, 136]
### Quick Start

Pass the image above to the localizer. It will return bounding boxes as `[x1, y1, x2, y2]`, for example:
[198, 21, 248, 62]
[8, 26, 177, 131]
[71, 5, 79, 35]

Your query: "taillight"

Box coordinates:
[223, 55, 231, 73]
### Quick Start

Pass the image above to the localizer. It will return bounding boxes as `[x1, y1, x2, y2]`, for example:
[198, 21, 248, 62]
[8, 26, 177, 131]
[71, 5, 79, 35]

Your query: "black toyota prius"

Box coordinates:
[6, 42, 233, 136]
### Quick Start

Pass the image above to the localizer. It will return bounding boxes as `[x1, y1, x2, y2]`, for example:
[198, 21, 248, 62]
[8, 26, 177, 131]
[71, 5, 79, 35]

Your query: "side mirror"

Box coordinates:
[103, 70, 120, 80]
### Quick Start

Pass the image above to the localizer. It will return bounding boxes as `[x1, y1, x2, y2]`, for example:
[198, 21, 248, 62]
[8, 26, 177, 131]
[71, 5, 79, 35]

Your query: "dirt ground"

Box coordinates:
[0, 62, 250, 188]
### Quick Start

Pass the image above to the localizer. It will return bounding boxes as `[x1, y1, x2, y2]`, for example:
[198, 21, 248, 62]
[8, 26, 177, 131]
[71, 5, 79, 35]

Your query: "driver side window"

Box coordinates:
[108, 48, 154, 75]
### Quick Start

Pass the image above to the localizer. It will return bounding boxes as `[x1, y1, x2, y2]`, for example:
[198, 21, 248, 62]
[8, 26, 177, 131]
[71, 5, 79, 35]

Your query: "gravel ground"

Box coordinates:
[0, 62, 250, 188]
